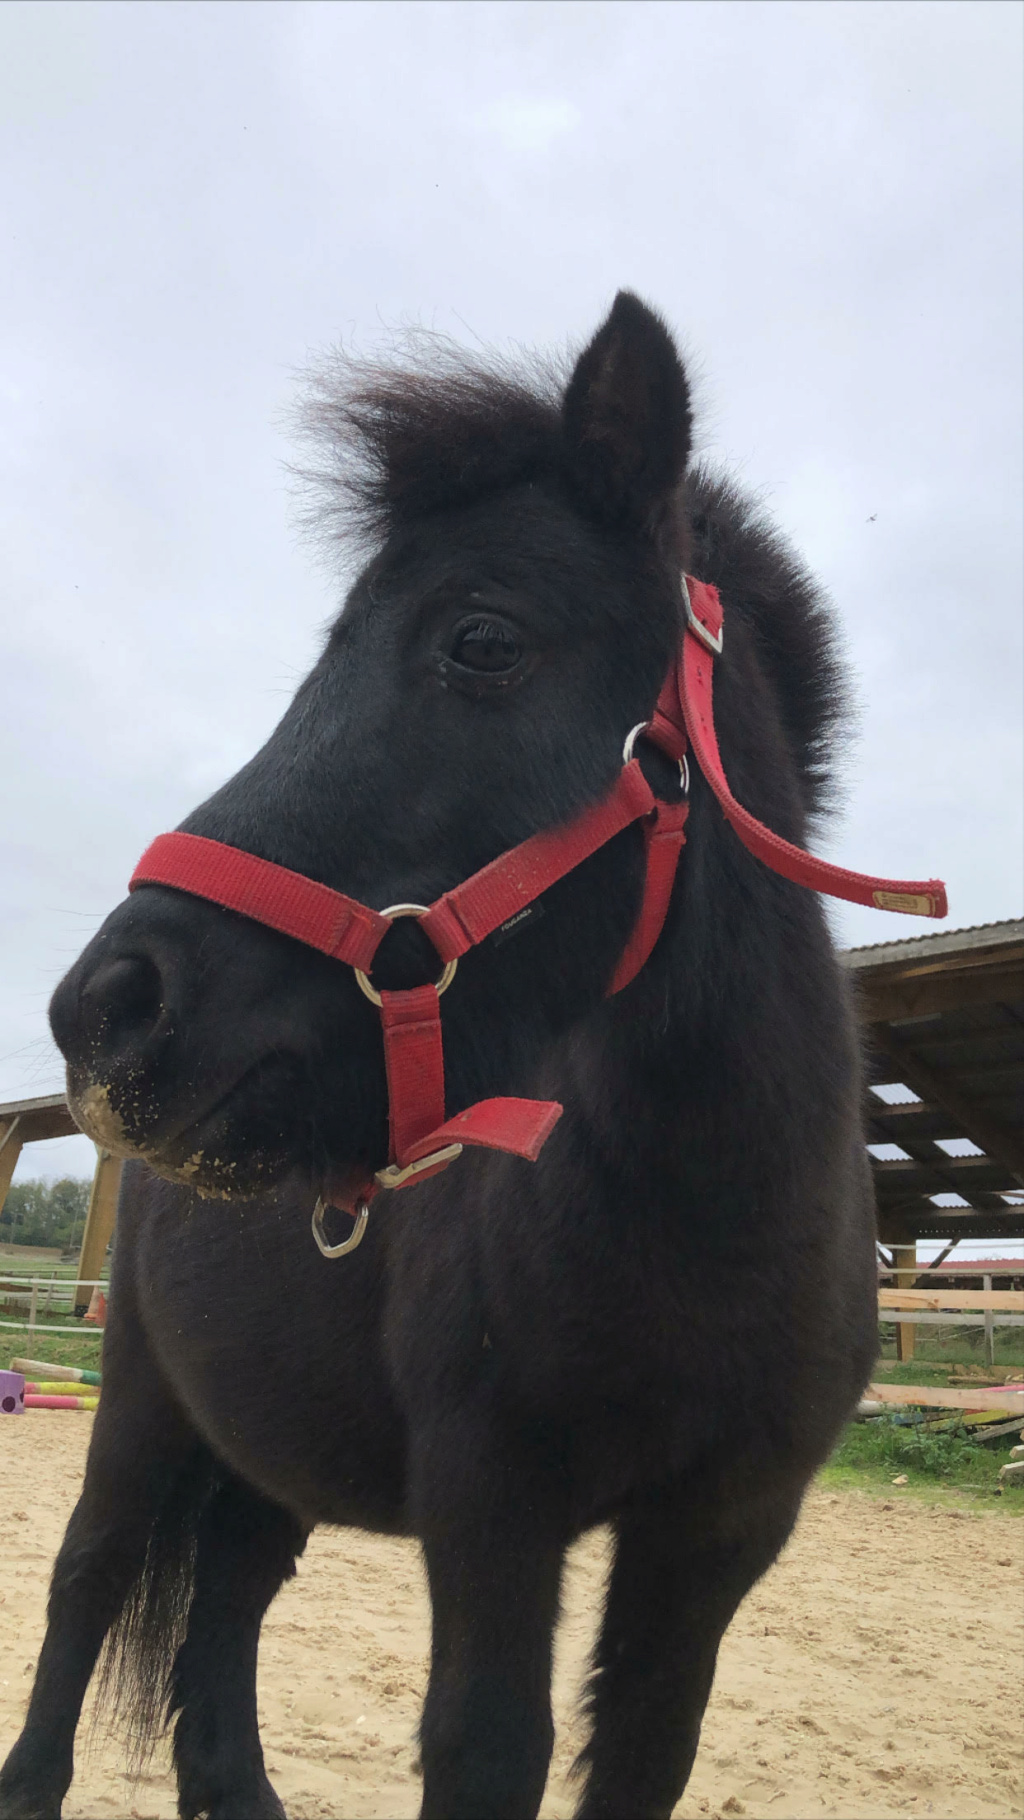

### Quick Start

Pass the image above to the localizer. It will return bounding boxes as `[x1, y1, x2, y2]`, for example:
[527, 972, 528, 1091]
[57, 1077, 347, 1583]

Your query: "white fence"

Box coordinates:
[0, 1273, 108, 1338]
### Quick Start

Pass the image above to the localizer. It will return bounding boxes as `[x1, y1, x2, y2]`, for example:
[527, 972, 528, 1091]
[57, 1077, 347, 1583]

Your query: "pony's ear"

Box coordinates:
[562, 291, 691, 531]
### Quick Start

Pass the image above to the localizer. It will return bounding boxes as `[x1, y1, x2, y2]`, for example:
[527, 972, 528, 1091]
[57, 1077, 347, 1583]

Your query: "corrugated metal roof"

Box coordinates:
[842, 918, 1024, 969]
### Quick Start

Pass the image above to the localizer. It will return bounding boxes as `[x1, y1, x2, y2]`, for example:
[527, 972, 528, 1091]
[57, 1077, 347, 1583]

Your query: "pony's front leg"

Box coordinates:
[575, 1478, 801, 1820]
[413, 1409, 567, 1820]
[0, 1350, 198, 1820]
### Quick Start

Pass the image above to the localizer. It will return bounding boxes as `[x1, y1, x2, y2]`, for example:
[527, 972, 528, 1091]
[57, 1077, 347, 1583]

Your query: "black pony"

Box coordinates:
[0, 293, 877, 1820]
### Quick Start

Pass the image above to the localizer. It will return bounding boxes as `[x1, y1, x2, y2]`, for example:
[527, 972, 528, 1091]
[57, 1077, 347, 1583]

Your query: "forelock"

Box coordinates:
[290, 333, 564, 559]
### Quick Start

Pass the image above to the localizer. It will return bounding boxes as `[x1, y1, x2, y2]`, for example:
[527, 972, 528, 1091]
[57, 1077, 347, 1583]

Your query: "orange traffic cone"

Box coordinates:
[84, 1287, 107, 1327]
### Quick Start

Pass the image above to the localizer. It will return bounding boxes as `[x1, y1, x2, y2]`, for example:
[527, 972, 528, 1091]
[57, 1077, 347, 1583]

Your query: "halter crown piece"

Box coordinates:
[130, 577, 947, 1254]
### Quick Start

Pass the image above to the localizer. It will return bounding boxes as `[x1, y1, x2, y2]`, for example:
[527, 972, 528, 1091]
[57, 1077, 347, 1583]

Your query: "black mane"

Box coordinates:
[686, 465, 849, 819]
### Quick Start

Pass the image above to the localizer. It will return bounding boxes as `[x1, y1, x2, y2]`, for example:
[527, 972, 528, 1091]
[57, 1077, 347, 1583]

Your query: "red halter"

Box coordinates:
[130, 577, 946, 1228]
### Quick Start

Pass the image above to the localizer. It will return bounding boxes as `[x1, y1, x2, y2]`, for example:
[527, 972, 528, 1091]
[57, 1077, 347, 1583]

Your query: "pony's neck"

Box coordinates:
[557, 769, 849, 1202]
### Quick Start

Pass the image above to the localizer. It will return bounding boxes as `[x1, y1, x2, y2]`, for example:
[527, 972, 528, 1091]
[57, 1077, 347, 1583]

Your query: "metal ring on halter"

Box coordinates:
[353, 903, 459, 1008]
[311, 1196, 370, 1258]
[622, 723, 690, 796]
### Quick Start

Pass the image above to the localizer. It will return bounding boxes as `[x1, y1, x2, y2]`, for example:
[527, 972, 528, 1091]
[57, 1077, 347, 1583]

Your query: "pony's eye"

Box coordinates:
[450, 619, 521, 674]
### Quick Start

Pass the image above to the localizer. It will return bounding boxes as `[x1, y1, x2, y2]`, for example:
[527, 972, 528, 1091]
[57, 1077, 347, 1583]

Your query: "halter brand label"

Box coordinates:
[490, 902, 545, 947]
[872, 891, 935, 916]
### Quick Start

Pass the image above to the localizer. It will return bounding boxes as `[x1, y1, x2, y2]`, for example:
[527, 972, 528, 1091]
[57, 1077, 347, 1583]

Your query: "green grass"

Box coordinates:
[820, 1412, 1022, 1510]
[824, 1349, 1024, 1507]
[1, 1255, 81, 1276]
[4, 1331, 104, 1374]
[1, 1308, 107, 1346]
[871, 1359, 966, 1386]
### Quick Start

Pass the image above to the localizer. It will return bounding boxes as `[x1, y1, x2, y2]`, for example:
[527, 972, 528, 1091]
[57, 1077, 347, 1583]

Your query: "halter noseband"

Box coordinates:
[129, 576, 946, 1253]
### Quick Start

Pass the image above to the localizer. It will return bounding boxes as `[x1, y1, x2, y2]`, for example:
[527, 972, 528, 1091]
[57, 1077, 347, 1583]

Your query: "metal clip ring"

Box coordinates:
[353, 903, 459, 1008]
[622, 723, 689, 796]
[311, 1196, 370, 1258]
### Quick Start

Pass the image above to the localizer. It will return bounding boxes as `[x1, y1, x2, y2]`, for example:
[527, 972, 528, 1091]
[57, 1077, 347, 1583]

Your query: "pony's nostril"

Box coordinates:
[81, 954, 166, 1046]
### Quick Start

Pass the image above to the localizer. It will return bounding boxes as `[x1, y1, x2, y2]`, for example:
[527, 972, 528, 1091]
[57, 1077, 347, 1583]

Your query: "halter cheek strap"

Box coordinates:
[678, 581, 945, 917]
[129, 575, 947, 1229]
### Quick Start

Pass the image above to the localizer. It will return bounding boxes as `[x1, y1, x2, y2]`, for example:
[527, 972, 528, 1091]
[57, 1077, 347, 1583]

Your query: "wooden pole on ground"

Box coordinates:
[893, 1241, 917, 1362]
[73, 1148, 123, 1316]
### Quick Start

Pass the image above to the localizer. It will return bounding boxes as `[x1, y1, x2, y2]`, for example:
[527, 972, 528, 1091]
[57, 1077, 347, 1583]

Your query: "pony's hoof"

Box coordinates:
[205, 1800, 286, 1820]
[0, 1768, 62, 1820]
[181, 1783, 287, 1820]
[0, 1794, 61, 1820]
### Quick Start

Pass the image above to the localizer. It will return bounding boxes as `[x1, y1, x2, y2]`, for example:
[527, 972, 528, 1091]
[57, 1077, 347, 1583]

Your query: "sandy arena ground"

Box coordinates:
[1, 1414, 1022, 1820]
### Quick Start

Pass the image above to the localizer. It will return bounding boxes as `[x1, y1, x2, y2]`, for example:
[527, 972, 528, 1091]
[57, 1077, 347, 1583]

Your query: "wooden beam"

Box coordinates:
[867, 1099, 1010, 1143]
[0, 1120, 24, 1218]
[875, 1312, 1023, 1326]
[868, 1027, 1024, 1184]
[855, 960, 1024, 1024]
[73, 1149, 123, 1315]
[876, 1209, 1024, 1243]
[879, 1288, 1024, 1311]
[916, 1240, 958, 1281]
[872, 1154, 1009, 1193]
[0, 1093, 79, 1145]
[893, 1242, 916, 1362]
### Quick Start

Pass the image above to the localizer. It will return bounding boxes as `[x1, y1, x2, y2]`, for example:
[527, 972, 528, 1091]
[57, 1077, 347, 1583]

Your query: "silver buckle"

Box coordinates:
[681, 574, 723, 656]
[374, 1141, 464, 1191]
[311, 1196, 370, 1258]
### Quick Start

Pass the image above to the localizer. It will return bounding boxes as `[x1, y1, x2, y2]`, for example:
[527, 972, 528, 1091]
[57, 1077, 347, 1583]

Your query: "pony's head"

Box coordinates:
[50, 293, 699, 1201]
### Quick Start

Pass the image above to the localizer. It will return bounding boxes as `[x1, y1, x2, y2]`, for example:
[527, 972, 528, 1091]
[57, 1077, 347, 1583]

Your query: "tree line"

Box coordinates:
[0, 1178, 91, 1250]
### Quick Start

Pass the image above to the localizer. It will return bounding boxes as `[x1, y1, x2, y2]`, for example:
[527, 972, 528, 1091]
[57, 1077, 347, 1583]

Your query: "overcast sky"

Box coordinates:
[2, 0, 1021, 1189]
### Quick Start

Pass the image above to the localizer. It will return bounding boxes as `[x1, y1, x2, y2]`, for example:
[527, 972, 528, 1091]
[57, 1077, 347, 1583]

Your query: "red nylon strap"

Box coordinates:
[678, 578, 948, 919]
[130, 831, 391, 970]
[380, 986, 447, 1166]
[326, 1096, 565, 1212]
[598, 649, 693, 995]
[380, 986, 564, 1172]
[378, 981, 564, 1180]
[647, 667, 690, 763]
[403, 1097, 563, 1166]
[421, 759, 656, 962]
[607, 798, 689, 994]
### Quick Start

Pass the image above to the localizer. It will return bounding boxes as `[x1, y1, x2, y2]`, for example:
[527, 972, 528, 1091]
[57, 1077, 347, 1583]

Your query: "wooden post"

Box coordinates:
[28, 1280, 38, 1334]
[73, 1148, 123, 1316]
[0, 1117, 24, 1223]
[893, 1241, 917, 1362]
[983, 1273, 995, 1368]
